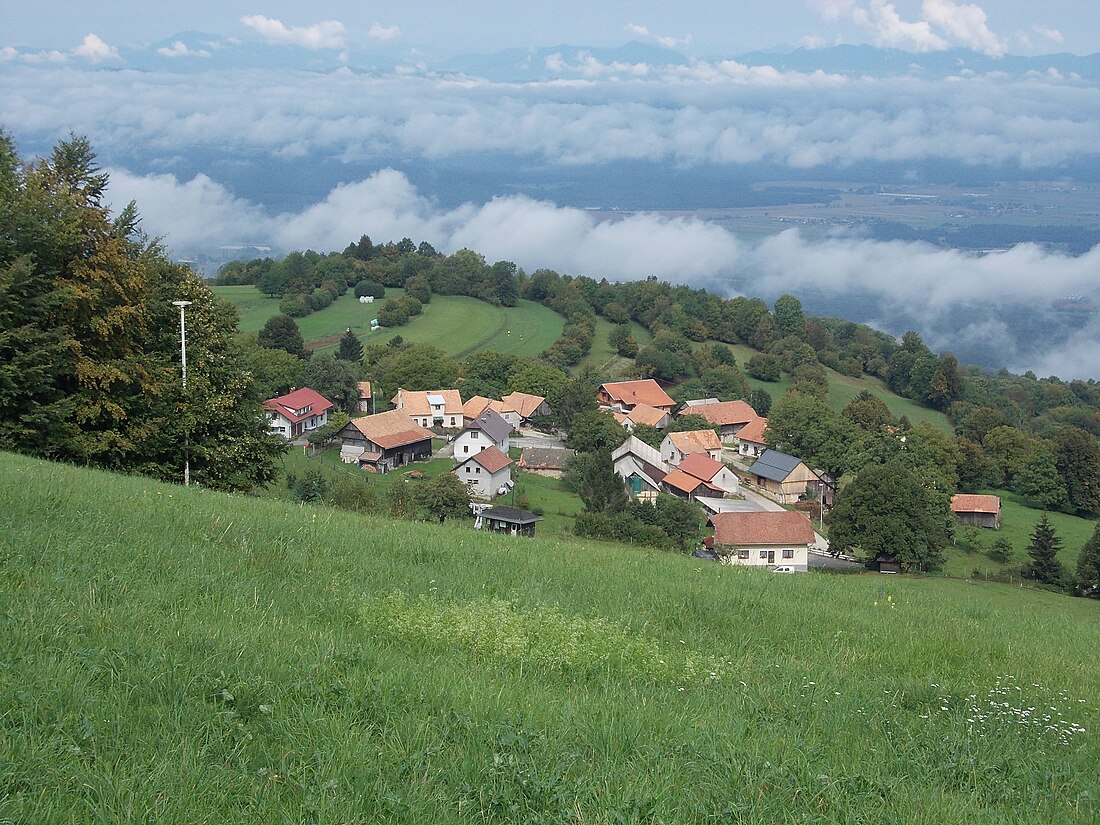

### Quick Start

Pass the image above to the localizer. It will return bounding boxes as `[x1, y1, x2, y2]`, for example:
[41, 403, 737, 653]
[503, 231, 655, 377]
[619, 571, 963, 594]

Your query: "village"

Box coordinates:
[262, 377, 1003, 572]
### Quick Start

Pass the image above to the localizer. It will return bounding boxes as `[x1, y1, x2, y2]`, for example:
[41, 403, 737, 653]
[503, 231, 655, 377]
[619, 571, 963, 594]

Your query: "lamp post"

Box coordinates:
[172, 300, 192, 486]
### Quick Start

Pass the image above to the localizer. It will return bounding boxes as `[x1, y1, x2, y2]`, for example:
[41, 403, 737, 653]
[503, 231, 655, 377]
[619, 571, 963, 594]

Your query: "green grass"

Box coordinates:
[3, 450, 1099, 823]
[580, 317, 652, 377]
[512, 471, 584, 538]
[212, 286, 564, 359]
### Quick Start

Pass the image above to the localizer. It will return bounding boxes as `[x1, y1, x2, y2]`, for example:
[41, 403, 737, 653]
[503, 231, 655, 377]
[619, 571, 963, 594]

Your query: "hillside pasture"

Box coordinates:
[2, 451, 1097, 823]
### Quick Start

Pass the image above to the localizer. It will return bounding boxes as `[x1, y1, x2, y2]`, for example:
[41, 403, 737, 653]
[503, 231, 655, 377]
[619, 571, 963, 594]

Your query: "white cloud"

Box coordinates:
[814, 0, 1008, 56]
[72, 33, 120, 63]
[240, 15, 347, 50]
[156, 41, 211, 59]
[1033, 25, 1064, 45]
[921, 0, 1005, 57]
[368, 23, 401, 42]
[624, 22, 692, 50]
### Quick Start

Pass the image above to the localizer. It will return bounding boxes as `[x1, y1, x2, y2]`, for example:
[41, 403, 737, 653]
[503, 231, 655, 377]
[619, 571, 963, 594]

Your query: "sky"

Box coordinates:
[3, 0, 1098, 58]
[3, 1, 1100, 378]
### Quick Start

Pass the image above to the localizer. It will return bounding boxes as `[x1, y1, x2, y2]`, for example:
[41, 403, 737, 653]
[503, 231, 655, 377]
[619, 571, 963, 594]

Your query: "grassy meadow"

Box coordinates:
[2, 450, 1098, 823]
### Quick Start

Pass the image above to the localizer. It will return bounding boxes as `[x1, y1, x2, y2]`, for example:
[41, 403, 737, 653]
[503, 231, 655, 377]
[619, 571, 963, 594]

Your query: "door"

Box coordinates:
[766, 550, 775, 564]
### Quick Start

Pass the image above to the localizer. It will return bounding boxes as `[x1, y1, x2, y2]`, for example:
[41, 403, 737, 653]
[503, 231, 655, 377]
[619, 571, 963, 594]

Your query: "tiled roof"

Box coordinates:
[708, 511, 816, 546]
[749, 449, 806, 483]
[466, 445, 512, 474]
[735, 416, 769, 444]
[357, 381, 372, 401]
[344, 410, 434, 450]
[519, 447, 574, 470]
[263, 387, 334, 424]
[465, 408, 513, 443]
[666, 429, 722, 455]
[501, 391, 546, 419]
[624, 403, 669, 427]
[680, 400, 758, 427]
[392, 388, 463, 417]
[662, 469, 721, 495]
[950, 494, 1001, 514]
[677, 452, 725, 482]
[463, 395, 503, 419]
[600, 379, 675, 410]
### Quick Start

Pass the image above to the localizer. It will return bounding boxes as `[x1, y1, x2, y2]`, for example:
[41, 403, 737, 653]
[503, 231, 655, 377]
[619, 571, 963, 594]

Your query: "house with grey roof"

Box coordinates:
[453, 408, 511, 461]
[747, 449, 823, 504]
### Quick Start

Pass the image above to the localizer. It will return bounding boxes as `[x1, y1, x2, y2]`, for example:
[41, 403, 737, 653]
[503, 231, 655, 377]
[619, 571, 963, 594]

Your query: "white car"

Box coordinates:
[772, 565, 798, 574]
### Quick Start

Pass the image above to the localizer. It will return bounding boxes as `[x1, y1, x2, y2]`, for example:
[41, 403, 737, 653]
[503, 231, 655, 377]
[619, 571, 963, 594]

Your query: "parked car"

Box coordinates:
[772, 565, 798, 573]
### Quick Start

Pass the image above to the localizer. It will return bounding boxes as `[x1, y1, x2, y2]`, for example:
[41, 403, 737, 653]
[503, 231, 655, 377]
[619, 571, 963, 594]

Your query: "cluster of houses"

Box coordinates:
[263, 378, 1003, 564]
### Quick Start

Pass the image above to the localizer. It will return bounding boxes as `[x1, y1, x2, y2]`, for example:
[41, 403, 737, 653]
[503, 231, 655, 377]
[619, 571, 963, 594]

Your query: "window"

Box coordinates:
[759, 550, 768, 559]
[782, 549, 794, 559]
[475, 467, 481, 474]
[465, 466, 471, 474]
[737, 549, 749, 559]
[471, 431, 479, 439]
[463, 445, 469, 453]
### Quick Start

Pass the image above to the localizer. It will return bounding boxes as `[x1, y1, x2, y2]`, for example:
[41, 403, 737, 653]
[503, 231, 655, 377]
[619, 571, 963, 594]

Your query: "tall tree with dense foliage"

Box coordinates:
[1074, 524, 1100, 598]
[0, 133, 283, 490]
[827, 459, 950, 571]
[1021, 515, 1066, 587]
[257, 314, 307, 359]
[1054, 427, 1100, 514]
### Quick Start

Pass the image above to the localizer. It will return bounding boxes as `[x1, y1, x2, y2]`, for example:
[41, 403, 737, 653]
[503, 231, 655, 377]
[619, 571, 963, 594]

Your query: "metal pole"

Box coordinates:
[172, 300, 192, 486]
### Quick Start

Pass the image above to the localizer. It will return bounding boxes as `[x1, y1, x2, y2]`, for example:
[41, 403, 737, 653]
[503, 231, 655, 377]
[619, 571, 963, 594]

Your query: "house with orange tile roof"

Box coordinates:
[950, 494, 1001, 529]
[661, 429, 723, 466]
[454, 445, 512, 500]
[612, 403, 672, 431]
[356, 381, 374, 413]
[708, 511, 815, 570]
[679, 400, 761, 443]
[500, 391, 550, 427]
[676, 453, 740, 496]
[598, 379, 675, 413]
[263, 387, 334, 440]
[392, 388, 464, 429]
[337, 410, 434, 473]
[735, 416, 769, 459]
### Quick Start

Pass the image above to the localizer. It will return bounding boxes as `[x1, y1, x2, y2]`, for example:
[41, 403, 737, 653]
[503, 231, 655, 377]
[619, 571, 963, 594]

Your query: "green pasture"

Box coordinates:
[581, 317, 652, 377]
[212, 286, 565, 359]
[2, 451, 1098, 823]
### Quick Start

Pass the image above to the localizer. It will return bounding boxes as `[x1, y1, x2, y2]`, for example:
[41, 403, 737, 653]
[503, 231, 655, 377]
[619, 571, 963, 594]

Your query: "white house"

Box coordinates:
[392, 388, 464, 429]
[453, 408, 512, 459]
[661, 429, 723, 466]
[263, 387, 334, 440]
[708, 511, 815, 571]
[454, 445, 512, 499]
[676, 453, 740, 496]
[735, 416, 769, 459]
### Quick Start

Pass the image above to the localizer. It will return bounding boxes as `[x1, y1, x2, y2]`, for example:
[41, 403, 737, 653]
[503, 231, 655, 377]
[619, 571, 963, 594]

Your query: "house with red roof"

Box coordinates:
[661, 429, 723, 466]
[679, 400, 762, 443]
[263, 387, 334, 440]
[735, 416, 769, 459]
[676, 453, 740, 496]
[337, 410, 434, 473]
[454, 445, 512, 500]
[950, 494, 1002, 529]
[598, 379, 675, 414]
[612, 403, 672, 431]
[708, 511, 815, 571]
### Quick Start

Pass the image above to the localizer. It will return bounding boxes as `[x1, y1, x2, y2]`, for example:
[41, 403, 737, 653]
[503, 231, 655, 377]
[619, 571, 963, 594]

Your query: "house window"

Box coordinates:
[450, 417, 456, 426]
[463, 445, 469, 453]
[475, 467, 481, 474]
[783, 549, 794, 559]
[465, 466, 472, 474]
[737, 549, 749, 559]
[471, 431, 479, 439]
[759, 550, 768, 559]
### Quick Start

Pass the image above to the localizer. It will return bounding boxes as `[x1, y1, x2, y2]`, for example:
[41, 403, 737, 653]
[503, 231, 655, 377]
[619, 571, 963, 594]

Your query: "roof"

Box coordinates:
[464, 408, 513, 443]
[677, 452, 726, 482]
[708, 511, 816, 547]
[518, 447, 575, 470]
[462, 445, 512, 474]
[343, 410, 434, 450]
[501, 391, 546, 419]
[950, 494, 1001, 515]
[680, 400, 758, 427]
[663, 469, 722, 495]
[357, 381, 372, 401]
[611, 435, 666, 470]
[481, 506, 542, 525]
[600, 379, 675, 410]
[749, 449, 807, 483]
[263, 387, 334, 424]
[623, 403, 670, 428]
[735, 416, 769, 444]
[665, 429, 722, 455]
[392, 388, 463, 417]
[463, 395, 504, 419]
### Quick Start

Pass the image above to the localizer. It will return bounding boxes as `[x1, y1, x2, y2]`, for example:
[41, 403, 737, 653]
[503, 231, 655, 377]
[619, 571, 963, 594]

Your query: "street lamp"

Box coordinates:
[172, 300, 192, 486]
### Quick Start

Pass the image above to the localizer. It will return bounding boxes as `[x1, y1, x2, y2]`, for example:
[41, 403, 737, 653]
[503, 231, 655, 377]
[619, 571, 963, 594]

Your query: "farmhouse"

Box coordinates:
[735, 416, 769, 459]
[597, 379, 675, 414]
[679, 400, 761, 443]
[454, 445, 512, 500]
[392, 388, 464, 429]
[612, 436, 669, 499]
[661, 429, 723, 466]
[661, 469, 723, 502]
[500, 391, 550, 427]
[357, 381, 373, 413]
[950, 494, 1002, 529]
[676, 453, 740, 496]
[263, 387, 334, 440]
[337, 410, 434, 473]
[453, 408, 511, 459]
[747, 449, 823, 504]
[708, 511, 816, 571]
[613, 403, 672, 431]
[518, 447, 575, 477]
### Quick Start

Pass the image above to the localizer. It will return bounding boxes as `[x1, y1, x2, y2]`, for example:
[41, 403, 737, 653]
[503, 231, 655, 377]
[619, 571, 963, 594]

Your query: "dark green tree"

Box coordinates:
[1054, 428, 1100, 514]
[1074, 524, 1100, 598]
[1015, 447, 1069, 510]
[774, 293, 807, 340]
[746, 388, 772, 417]
[565, 409, 628, 453]
[418, 472, 472, 523]
[337, 328, 363, 362]
[257, 314, 307, 359]
[842, 390, 893, 431]
[1021, 515, 1065, 587]
[563, 451, 628, 515]
[304, 353, 360, 413]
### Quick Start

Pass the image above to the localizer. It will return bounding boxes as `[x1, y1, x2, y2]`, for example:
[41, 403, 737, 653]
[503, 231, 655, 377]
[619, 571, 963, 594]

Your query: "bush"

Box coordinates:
[279, 294, 310, 318]
[354, 280, 385, 299]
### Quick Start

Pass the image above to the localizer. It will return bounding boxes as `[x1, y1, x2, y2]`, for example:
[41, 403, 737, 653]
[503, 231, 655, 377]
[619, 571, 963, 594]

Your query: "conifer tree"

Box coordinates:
[337, 328, 363, 362]
[1021, 515, 1065, 587]
[1074, 523, 1100, 598]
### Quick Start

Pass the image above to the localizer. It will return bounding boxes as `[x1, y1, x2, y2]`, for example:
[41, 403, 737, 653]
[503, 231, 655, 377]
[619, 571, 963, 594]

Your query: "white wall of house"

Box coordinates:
[709, 466, 741, 495]
[266, 409, 328, 440]
[717, 543, 809, 571]
[453, 427, 509, 459]
[738, 440, 767, 459]
[455, 462, 511, 499]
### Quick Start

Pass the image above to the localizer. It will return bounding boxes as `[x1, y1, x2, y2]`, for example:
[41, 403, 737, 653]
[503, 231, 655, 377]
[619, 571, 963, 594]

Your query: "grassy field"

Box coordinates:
[212, 286, 564, 359]
[3, 450, 1098, 823]
[581, 318, 653, 378]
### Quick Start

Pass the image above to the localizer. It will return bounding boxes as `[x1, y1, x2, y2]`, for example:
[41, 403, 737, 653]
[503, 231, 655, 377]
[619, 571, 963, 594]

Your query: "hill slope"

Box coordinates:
[3, 451, 1095, 822]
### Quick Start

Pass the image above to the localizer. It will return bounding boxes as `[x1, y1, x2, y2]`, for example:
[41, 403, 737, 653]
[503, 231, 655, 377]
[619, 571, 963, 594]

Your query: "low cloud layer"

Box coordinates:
[106, 167, 1100, 379]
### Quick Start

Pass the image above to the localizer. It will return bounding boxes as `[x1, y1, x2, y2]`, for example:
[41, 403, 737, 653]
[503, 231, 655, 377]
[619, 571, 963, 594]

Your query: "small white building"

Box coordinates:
[392, 388, 464, 429]
[454, 445, 512, 500]
[708, 511, 814, 571]
[661, 429, 723, 466]
[453, 408, 512, 459]
[676, 453, 740, 496]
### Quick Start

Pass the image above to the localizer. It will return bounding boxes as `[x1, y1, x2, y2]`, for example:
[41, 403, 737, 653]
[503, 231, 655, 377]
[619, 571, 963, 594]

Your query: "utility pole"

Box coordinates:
[172, 300, 192, 486]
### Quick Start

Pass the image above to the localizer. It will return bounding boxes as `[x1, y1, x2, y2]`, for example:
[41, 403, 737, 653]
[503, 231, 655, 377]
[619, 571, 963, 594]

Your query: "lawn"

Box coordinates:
[512, 470, 585, 538]
[580, 317, 652, 377]
[212, 285, 564, 359]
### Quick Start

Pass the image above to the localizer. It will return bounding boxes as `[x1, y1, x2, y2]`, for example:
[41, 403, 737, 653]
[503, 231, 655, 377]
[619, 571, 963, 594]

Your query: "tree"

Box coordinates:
[1015, 447, 1069, 510]
[987, 537, 1013, 563]
[304, 353, 360, 413]
[1074, 524, 1100, 598]
[773, 294, 807, 341]
[240, 339, 306, 399]
[927, 353, 963, 410]
[1054, 428, 1100, 514]
[376, 299, 409, 328]
[404, 274, 431, 304]
[353, 280, 385, 299]
[382, 345, 460, 398]
[563, 451, 628, 515]
[746, 389, 772, 417]
[418, 472, 472, 523]
[565, 409, 628, 453]
[257, 314, 307, 359]
[826, 459, 950, 571]
[337, 328, 363, 362]
[745, 353, 782, 382]
[1021, 515, 1066, 587]
[842, 391, 893, 432]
